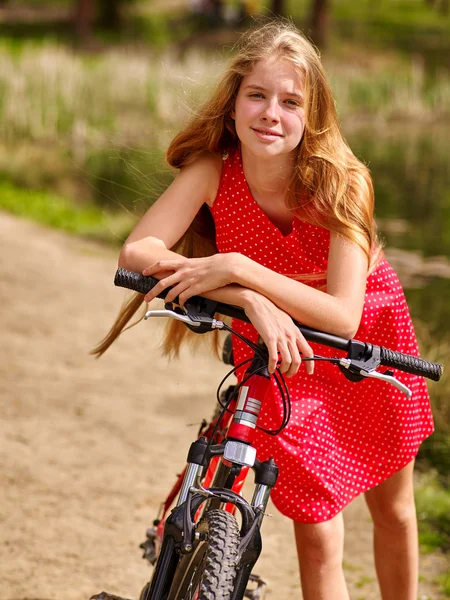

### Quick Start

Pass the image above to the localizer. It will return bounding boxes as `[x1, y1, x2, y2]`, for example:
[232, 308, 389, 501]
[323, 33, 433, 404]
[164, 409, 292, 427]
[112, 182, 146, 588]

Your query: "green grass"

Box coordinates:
[0, 42, 448, 153]
[415, 474, 450, 554]
[0, 180, 133, 243]
[438, 572, 450, 597]
[414, 324, 450, 482]
[355, 575, 374, 589]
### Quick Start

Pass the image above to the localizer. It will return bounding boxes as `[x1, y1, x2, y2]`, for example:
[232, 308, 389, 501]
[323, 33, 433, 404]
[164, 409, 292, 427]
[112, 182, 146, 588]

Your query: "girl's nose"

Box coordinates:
[261, 99, 279, 123]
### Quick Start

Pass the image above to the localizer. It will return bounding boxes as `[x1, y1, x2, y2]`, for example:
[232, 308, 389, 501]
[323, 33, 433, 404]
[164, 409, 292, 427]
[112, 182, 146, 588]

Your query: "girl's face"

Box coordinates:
[233, 57, 306, 160]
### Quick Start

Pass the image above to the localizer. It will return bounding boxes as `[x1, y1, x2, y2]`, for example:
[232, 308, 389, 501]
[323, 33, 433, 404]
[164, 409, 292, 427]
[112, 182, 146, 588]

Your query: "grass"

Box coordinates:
[415, 323, 450, 485]
[0, 40, 449, 214]
[415, 472, 450, 554]
[0, 180, 133, 243]
[355, 575, 374, 589]
[438, 572, 450, 597]
[0, 40, 449, 150]
[0, 42, 222, 146]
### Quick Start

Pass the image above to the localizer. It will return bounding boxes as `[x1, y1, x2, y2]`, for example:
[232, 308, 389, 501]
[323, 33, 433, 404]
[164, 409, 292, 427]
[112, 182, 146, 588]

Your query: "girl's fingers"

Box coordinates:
[285, 340, 301, 377]
[266, 340, 279, 374]
[272, 333, 314, 377]
[178, 283, 200, 306]
[297, 337, 315, 375]
[277, 341, 291, 375]
[144, 273, 181, 302]
[165, 280, 192, 304]
[143, 260, 180, 276]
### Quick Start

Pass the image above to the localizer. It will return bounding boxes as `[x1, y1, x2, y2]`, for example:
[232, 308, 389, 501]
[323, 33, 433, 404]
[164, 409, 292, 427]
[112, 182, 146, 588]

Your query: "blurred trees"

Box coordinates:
[74, 0, 132, 39]
[74, 0, 94, 38]
[426, 0, 449, 14]
[270, 0, 286, 16]
[309, 0, 330, 48]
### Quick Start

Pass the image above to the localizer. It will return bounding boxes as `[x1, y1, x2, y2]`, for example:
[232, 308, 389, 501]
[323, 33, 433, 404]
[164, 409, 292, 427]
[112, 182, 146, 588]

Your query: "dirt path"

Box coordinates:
[0, 212, 446, 600]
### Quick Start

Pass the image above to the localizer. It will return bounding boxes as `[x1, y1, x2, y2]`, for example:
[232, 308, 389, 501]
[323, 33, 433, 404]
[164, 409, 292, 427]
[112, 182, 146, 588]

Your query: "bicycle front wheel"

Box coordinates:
[168, 509, 240, 600]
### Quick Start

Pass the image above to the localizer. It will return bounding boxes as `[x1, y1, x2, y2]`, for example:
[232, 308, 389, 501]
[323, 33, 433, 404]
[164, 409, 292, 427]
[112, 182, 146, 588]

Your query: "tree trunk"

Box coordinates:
[309, 0, 330, 49]
[439, 0, 449, 14]
[98, 0, 122, 29]
[209, 0, 224, 23]
[271, 0, 286, 17]
[74, 0, 95, 39]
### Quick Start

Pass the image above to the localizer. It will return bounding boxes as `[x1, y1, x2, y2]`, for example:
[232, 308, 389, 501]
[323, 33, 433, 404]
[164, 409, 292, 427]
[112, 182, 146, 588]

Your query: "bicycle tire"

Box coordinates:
[168, 509, 240, 600]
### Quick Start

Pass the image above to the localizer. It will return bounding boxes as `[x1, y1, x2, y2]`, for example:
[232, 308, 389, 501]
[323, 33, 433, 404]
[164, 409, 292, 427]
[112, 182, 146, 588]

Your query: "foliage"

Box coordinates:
[0, 42, 449, 216]
[347, 128, 450, 258]
[84, 146, 175, 214]
[0, 180, 132, 243]
[414, 324, 450, 485]
[415, 472, 450, 554]
[0, 42, 220, 146]
[438, 572, 450, 597]
[283, 0, 450, 68]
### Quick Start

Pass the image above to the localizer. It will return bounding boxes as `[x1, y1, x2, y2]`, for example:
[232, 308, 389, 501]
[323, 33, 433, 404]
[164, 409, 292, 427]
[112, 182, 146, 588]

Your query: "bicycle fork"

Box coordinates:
[185, 354, 278, 519]
[142, 354, 278, 599]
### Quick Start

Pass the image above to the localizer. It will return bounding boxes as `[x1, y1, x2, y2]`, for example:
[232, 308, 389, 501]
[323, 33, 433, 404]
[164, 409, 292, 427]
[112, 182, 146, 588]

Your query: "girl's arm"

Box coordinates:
[117, 153, 314, 376]
[232, 235, 368, 339]
[144, 237, 368, 341]
[118, 153, 222, 272]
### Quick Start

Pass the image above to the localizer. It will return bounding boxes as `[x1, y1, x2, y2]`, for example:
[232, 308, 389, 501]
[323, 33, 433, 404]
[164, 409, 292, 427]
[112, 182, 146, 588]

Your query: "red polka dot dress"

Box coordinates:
[210, 148, 434, 524]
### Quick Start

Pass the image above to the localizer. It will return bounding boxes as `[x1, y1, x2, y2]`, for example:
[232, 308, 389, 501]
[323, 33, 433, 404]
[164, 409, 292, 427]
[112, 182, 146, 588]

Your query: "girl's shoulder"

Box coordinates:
[183, 151, 223, 208]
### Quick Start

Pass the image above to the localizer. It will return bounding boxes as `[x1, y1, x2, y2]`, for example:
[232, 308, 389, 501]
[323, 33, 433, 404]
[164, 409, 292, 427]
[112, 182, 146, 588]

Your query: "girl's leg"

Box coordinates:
[293, 512, 350, 600]
[364, 459, 418, 600]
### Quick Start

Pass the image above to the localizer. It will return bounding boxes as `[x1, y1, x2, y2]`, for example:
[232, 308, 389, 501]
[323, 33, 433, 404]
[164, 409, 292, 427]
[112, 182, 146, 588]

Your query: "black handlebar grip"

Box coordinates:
[114, 268, 158, 295]
[380, 347, 443, 382]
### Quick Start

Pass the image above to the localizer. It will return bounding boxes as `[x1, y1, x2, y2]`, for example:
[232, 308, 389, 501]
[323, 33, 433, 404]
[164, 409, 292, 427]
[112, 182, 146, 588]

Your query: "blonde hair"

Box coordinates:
[93, 18, 380, 358]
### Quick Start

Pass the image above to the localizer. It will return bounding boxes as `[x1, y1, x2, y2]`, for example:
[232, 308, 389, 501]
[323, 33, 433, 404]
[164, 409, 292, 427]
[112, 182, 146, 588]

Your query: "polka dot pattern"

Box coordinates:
[211, 148, 434, 524]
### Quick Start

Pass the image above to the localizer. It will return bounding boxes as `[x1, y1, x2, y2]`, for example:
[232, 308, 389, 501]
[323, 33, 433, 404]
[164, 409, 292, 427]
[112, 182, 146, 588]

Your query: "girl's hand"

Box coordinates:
[142, 254, 238, 305]
[243, 291, 314, 377]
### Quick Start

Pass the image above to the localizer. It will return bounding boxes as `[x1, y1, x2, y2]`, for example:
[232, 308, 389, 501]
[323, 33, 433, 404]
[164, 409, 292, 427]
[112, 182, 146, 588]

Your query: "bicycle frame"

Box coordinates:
[140, 349, 279, 600]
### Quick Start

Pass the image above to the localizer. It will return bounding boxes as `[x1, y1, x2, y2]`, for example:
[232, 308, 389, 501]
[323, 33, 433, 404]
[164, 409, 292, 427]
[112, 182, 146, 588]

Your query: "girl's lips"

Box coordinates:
[252, 128, 283, 140]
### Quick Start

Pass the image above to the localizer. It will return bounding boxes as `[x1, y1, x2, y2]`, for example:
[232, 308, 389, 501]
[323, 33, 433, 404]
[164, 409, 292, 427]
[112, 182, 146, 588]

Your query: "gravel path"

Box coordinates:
[0, 211, 446, 599]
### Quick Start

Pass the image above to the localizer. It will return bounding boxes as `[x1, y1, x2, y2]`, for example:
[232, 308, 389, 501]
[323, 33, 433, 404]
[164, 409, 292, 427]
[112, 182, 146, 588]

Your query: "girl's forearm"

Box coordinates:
[203, 284, 256, 310]
[119, 238, 257, 310]
[118, 237, 179, 273]
[231, 254, 361, 338]
[118, 240, 361, 338]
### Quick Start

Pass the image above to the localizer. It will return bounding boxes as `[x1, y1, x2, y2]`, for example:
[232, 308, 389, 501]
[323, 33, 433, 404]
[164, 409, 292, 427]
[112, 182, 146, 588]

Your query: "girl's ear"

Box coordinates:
[230, 108, 235, 120]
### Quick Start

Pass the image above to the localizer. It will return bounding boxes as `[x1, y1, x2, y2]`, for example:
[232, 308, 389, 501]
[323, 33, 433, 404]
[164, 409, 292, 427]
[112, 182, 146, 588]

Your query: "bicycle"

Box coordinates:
[91, 267, 443, 600]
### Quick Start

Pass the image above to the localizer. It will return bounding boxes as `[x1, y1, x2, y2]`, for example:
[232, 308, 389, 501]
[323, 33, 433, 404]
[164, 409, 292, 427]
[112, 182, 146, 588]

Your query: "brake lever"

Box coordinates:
[145, 308, 201, 326]
[339, 359, 412, 398]
[145, 305, 225, 333]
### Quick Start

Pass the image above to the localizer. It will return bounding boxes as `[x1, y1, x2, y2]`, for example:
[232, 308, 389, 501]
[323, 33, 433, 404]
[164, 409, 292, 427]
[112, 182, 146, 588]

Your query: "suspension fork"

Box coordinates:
[175, 352, 279, 512]
[206, 353, 277, 515]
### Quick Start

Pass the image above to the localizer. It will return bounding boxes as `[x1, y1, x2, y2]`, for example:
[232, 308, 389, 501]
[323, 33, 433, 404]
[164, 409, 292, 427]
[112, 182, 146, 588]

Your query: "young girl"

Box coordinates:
[96, 20, 434, 600]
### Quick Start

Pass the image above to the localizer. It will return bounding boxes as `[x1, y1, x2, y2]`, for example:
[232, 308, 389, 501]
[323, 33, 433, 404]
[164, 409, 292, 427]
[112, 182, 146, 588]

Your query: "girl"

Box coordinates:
[95, 20, 434, 600]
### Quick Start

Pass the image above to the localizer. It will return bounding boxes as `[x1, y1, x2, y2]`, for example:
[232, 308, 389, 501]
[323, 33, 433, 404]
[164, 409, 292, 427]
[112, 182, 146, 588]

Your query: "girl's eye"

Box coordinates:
[285, 99, 300, 107]
[249, 93, 264, 99]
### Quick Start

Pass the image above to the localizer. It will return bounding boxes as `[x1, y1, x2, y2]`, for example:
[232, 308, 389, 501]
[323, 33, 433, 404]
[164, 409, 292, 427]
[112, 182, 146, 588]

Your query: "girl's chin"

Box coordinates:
[242, 143, 294, 159]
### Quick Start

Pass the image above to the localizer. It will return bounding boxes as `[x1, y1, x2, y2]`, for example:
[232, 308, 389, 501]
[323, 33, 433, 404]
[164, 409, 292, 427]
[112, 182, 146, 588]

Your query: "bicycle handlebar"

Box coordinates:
[114, 268, 443, 383]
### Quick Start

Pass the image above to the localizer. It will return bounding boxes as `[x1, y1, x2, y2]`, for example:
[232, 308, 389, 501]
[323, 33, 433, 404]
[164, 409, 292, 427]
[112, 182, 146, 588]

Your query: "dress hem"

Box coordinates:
[281, 426, 434, 525]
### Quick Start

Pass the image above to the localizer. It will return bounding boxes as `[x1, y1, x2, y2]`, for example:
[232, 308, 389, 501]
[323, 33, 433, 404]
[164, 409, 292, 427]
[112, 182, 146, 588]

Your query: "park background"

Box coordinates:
[0, 0, 449, 598]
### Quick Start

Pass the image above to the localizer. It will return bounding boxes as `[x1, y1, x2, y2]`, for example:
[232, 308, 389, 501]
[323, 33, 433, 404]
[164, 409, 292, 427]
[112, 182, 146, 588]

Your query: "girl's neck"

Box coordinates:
[240, 145, 294, 199]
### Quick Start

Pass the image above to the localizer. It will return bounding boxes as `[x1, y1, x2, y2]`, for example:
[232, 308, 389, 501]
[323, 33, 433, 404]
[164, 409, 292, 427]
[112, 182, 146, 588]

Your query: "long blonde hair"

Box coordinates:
[93, 19, 380, 358]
